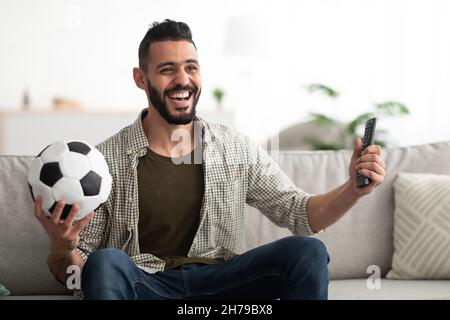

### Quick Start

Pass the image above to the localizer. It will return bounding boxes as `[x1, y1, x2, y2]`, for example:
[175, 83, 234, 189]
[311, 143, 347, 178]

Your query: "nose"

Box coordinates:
[174, 69, 190, 86]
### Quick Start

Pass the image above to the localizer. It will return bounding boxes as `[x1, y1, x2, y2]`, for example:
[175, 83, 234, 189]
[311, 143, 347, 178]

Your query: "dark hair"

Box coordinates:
[138, 19, 196, 71]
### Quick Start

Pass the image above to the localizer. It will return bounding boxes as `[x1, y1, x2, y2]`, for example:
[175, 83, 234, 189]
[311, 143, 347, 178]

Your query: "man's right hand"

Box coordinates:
[34, 196, 94, 258]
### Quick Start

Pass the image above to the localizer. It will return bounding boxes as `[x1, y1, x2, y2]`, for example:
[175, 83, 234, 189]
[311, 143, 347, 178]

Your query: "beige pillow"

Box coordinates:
[386, 173, 450, 279]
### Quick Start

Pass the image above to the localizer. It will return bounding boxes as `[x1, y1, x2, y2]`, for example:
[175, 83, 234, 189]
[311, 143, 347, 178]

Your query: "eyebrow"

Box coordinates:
[156, 59, 199, 70]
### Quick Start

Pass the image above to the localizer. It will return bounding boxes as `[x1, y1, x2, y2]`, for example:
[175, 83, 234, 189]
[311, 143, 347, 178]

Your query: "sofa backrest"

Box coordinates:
[2, 140, 450, 295]
[244, 140, 450, 279]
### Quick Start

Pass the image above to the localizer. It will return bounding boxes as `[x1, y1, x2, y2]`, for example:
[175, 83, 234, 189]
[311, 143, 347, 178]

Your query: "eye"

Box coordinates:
[187, 65, 198, 72]
[160, 68, 173, 74]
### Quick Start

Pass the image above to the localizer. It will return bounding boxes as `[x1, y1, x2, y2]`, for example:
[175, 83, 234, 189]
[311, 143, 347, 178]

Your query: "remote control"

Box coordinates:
[356, 117, 377, 188]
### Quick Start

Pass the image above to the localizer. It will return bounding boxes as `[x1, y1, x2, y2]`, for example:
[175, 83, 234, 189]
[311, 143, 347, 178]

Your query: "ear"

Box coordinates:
[133, 67, 147, 91]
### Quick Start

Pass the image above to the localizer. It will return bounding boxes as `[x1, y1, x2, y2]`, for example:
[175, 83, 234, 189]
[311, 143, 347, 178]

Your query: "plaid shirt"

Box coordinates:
[74, 109, 314, 298]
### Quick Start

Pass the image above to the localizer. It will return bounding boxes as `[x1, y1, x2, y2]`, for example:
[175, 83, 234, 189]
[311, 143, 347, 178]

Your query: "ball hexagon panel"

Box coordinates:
[80, 170, 102, 196]
[68, 141, 91, 155]
[40, 140, 69, 163]
[27, 157, 43, 185]
[86, 148, 110, 178]
[31, 181, 54, 215]
[40, 162, 63, 187]
[52, 177, 85, 204]
[99, 173, 112, 202]
[78, 195, 103, 217]
[59, 152, 90, 180]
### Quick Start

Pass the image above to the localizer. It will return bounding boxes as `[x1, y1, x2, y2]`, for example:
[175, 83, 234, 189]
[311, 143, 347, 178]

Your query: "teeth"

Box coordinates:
[169, 91, 190, 99]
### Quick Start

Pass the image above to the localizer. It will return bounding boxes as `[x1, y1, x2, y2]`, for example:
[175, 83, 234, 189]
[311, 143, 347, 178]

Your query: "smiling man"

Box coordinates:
[34, 19, 385, 300]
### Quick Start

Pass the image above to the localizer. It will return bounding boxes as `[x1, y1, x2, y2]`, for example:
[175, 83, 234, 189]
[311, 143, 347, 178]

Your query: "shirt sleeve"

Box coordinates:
[245, 137, 316, 236]
[76, 203, 109, 261]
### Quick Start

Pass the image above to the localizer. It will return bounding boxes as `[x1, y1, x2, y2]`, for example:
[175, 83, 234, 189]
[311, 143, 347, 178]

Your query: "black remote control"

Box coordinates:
[356, 117, 377, 188]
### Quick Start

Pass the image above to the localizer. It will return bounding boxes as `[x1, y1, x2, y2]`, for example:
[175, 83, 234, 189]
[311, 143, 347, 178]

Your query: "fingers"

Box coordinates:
[361, 144, 382, 156]
[63, 204, 80, 227]
[356, 168, 384, 186]
[352, 137, 363, 159]
[356, 161, 385, 177]
[355, 150, 386, 187]
[34, 196, 51, 229]
[353, 144, 385, 190]
[353, 137, 363, 152]
[50, 200, 65, 224]
[34, 196, 45, 220]
[72, 211, 94, 235]
[356, 153, 385, 169]
[38, 199, 84, 227]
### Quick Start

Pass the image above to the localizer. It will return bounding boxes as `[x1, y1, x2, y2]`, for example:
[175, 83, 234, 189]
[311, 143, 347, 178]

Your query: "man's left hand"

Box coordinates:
[349, 137, 386, 197]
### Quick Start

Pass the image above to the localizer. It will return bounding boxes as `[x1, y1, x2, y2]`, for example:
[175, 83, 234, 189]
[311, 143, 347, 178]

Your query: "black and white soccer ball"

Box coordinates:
[27, 140, 112, 220]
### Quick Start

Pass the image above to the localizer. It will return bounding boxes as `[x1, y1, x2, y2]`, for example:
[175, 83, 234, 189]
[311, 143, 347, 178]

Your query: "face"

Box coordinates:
[144, 40, 201, 125]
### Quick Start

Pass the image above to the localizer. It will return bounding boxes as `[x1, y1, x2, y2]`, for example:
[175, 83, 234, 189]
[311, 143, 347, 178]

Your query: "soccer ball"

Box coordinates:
[27, 140, 112, 221]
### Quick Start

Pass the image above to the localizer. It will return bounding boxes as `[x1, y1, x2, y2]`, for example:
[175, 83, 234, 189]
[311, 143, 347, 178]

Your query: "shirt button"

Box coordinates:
[127, 149, 133, 155]
[128, 197, 133, 203]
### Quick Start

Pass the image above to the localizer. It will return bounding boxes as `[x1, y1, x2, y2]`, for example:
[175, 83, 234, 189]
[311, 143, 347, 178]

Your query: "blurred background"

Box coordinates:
[1, 0, 450, 155]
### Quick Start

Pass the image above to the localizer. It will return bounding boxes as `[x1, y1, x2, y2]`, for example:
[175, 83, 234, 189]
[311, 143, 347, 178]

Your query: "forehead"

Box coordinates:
[148, 40, 198, 66]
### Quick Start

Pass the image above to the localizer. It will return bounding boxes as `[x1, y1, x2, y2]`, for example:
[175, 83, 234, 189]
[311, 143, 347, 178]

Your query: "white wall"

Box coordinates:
[1, 0, 450, 147]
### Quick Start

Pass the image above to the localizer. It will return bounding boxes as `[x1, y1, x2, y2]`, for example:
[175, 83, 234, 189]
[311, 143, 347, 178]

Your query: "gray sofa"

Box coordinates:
[1, 141, 450, 299]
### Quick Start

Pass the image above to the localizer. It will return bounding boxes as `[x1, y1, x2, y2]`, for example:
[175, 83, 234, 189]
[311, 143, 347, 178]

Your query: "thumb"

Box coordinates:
[353, 136, 362, 157]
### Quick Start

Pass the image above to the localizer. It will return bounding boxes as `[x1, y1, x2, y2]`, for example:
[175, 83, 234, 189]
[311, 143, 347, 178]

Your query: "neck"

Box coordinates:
[143, 107, 195, 158]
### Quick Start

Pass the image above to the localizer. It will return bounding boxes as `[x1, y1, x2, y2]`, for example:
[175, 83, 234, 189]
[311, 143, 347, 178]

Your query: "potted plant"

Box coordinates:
[212, 87, 225, 110]
[303, 83, 410, 150]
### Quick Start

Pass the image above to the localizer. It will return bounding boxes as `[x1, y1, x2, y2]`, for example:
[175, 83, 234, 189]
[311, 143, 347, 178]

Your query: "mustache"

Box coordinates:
[164, 85, 197, 96]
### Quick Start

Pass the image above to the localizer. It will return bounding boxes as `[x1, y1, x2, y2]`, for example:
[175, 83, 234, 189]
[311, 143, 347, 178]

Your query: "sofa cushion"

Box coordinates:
[386, 173, 450, 279]
[0, 156, 70, 296]
[245, 141, 450, 279]
[329, 279, 450, 300]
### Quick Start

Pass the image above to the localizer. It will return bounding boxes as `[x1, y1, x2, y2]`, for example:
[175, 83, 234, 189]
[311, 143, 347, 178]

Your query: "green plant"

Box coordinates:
[212, 87, 225, 109]
[304, 83, 410, 150]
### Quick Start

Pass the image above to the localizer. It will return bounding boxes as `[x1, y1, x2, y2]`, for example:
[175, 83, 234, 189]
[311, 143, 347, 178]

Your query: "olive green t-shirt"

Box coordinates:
[137, 146, 222, 270]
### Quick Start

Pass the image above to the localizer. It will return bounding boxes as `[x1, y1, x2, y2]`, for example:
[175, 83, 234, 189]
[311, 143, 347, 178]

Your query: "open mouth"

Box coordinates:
[166, 90, 194, 110]
[167, 90, 193, 101]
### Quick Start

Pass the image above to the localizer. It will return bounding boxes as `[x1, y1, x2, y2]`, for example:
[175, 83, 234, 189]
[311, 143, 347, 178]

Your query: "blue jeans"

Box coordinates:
[81, 236, 329, 300]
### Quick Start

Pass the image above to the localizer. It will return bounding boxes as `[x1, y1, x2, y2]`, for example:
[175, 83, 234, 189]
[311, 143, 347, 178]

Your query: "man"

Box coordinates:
[34, 19, 385, 300]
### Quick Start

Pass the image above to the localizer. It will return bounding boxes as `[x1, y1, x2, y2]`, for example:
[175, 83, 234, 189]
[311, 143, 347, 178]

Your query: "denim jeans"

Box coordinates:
[81, 235, 330, 300]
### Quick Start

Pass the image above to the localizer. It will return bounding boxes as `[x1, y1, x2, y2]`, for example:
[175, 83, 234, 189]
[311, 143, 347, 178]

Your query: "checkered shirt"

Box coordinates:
[74, 109, 314, 299]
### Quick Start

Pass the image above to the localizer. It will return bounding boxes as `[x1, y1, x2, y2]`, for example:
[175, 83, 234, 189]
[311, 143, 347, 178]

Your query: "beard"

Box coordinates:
[147, 79, 201, 125]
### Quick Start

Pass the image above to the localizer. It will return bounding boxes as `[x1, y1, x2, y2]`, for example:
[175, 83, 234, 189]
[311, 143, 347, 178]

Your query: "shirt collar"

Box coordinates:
[125, 108, 214, 157]
[125, 109, 150, 157]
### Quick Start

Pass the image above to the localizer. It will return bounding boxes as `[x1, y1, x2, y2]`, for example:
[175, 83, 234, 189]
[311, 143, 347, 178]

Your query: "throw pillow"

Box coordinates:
[386, 172, 450, 279]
